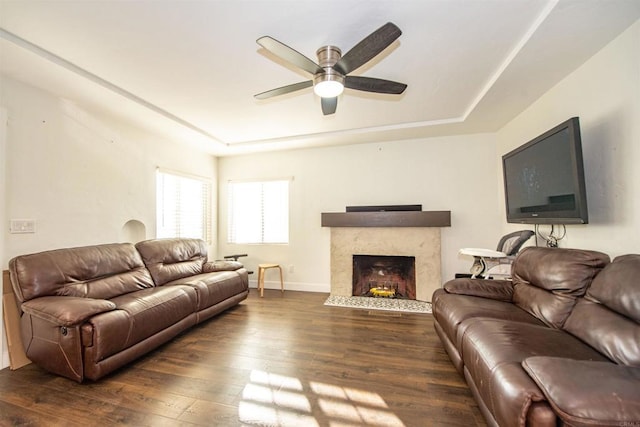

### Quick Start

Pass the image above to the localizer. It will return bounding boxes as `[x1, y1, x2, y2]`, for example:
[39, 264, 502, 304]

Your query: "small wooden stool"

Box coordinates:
[257, 263, 284, 298]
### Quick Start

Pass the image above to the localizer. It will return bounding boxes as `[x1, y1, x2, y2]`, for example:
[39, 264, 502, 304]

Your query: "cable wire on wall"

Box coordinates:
[534, 224, 566, 248]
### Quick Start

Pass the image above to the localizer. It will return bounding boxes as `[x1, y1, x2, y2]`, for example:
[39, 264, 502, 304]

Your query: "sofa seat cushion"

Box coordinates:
[523, 357, 640, 427]
[461, 319, 609, 427]
[83, 285, 197, 361]
[433, 290, 544, 353]
[165, 270, 249, 311]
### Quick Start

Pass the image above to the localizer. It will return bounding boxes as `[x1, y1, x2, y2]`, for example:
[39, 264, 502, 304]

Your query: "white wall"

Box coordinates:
[1, 76, 218, 262]
[496, 19, 640, 257]
[1, 106, 8, 368]
[0, 76, 217, 369]
[218, 133, 502, 293]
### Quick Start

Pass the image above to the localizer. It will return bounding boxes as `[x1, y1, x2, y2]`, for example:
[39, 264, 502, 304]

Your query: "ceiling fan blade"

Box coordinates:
[333, 22, 402, 75]
[257, 36, 323, 76]
[344, 76, 407, 94]
[254, 80, 313, 100]
[321, 97, 338, 115]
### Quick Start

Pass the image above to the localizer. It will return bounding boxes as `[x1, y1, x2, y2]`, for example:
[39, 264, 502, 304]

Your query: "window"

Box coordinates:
[156, 169, 211, 242]
[228, 179, 289, 244]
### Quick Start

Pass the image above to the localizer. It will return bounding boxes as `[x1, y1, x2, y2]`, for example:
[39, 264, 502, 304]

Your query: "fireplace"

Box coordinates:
[322, 209, 451, 301]
[326, 227, 443, 301]
[353, 255, 416, 299]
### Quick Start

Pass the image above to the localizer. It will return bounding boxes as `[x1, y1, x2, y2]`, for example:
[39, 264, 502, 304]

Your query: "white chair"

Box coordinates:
[459, 230, 534, 279]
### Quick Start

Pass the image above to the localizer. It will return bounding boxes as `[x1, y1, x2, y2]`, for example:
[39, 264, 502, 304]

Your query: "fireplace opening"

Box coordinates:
[352, 255, 416, 299]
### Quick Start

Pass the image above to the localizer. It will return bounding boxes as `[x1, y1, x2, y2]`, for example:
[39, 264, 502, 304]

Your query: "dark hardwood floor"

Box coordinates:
[0, 290, 485, 427]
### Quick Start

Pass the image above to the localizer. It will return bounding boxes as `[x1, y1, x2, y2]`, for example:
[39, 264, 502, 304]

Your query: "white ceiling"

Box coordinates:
[1, 0, 639, 156]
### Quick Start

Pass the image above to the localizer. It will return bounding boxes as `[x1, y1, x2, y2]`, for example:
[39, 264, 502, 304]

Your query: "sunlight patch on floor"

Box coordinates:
[310, 381, 388, 408]
[317, 398, 404, 426]
[242, 383, 312, 412]
[239, 369, 406, 426]
[239, 401, 320, 427]
[250, 369, 304, 391]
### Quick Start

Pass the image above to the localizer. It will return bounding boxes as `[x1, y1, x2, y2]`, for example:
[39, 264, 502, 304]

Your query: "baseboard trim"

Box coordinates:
[249, 280, 329, 294]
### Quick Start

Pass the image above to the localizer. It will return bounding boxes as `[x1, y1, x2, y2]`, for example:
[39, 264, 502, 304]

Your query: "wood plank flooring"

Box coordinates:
[0, 290, 486, 427]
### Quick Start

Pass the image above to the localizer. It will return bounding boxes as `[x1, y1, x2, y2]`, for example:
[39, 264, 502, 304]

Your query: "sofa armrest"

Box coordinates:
[523, 356, 640, 427]
[21, 296, 116, 327]
[443, 278, 514, 301]
[204, 260, 243, 272]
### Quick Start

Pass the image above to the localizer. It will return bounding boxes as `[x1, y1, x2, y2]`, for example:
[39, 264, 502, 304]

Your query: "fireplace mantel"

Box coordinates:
[321, 211, 451, 228]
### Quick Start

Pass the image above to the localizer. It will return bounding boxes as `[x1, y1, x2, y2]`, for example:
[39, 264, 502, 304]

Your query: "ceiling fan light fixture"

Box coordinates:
[314, 79, 344, 98]
[314, 45, 345, 98]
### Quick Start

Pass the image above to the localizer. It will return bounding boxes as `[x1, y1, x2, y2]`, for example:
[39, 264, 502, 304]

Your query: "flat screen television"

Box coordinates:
[502, 117, 588, 224]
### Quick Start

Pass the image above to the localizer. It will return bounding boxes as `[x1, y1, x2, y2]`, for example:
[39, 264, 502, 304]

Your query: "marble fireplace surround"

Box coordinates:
[322, 211, 451, 302]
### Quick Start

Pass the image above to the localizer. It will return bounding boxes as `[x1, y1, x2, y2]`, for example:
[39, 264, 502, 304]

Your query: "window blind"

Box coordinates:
[228, 179, 289, 244]
[156, 169, 211, 242]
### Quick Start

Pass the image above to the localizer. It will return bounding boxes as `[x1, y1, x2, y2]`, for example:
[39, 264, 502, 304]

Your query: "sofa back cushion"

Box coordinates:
[563, 254, 640, 366]
[9, 243, 154, 303]
[511, 247, 610, 328]
[135, 238, 207, 286]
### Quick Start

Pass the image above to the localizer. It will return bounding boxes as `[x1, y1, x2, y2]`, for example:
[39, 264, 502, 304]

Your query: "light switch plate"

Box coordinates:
[10, 219, 36, 234]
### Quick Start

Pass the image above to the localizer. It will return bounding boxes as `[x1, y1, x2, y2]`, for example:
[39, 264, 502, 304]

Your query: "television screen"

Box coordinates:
[502, 117, 588, 224]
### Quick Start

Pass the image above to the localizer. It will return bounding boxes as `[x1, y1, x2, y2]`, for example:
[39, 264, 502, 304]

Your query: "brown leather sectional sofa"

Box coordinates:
[433, 247, 640, 427]
[9, 238, 249, 382]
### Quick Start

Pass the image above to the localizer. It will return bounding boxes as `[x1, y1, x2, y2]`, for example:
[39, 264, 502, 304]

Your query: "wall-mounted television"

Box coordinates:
[502, 117, 588, 224]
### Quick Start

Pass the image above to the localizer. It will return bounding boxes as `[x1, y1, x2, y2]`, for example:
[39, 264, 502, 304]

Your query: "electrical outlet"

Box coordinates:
[10, 219, 36, 234]
[288, 265, 295, 274]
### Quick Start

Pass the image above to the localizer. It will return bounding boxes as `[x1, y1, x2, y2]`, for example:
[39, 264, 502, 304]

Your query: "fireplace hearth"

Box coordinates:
[353, 255, 416, 299]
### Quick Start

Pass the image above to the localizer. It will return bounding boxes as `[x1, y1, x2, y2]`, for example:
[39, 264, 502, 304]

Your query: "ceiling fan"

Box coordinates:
[254, 22, 407, 115]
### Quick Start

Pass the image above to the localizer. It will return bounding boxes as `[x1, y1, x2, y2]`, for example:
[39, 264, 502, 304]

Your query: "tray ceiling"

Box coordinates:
[1, 0, 639, 155]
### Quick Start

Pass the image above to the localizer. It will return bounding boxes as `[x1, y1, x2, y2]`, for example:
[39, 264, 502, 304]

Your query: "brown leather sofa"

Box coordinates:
[9, 238, 249, 382]
[432, 247, 640, 427]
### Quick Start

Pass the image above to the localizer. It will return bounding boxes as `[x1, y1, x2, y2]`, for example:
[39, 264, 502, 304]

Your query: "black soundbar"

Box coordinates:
[346, 205, 422, 212]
